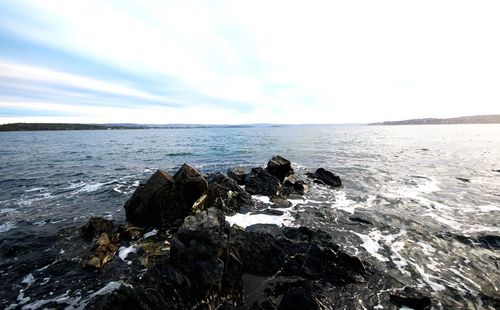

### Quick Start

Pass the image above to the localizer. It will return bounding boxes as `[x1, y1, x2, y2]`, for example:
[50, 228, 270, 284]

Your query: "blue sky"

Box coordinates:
[1, 0, 499, 124]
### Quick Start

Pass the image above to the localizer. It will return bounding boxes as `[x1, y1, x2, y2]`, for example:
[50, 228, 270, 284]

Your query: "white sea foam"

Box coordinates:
[332, 191, 358, 214]
[118, 245, 137, 264]
[22, 274, 35, 286]
[143, 229, 157, 239]
[410, 262, 446, 292]
[352, 230, 389, 262]
[76, 182, 105, 193]
[25, 187, 45, 192]
[226, 211, 294, 228]
[0, 220, 16, 233]
[473, 205, 500, 212]
[0, 208, 16, 214]
[253, 195, 271, 204]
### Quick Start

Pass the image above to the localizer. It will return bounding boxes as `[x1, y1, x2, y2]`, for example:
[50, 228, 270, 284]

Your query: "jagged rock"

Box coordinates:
[227, 167, 247, 185]
[170, 208, 243, 302]
[173, 164, 208, 212]
[124, 165, 208, 229]
[306, 168, 342, 187]
[245, 167, 283, 197]
[81, 233, 117, 270]
[81, 217, 114, 240]
[124, 170, 175, 227]
[270, 196, 292, 208]
[283, 175, 309, 195]
[206, 173, 254, 213]
[267, 156, 293, 182]
[230, 225, 365, 284]
[117, 225, 144, 241]
[390, 287, 432, 310]
[348, 213, 373, 225]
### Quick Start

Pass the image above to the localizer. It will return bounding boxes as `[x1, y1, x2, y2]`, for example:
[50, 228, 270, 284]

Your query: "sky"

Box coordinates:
[0, 0, 499, 124]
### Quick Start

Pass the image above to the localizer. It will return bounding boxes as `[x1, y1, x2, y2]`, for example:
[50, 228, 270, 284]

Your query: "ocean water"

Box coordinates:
[1, 125, 499, 308]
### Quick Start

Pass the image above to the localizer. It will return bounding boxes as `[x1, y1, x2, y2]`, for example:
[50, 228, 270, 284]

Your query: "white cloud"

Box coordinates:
[0, 60, 163, 101]
[1, 0, 500, 123]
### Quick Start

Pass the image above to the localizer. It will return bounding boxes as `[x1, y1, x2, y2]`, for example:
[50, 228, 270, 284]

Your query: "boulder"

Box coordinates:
[306, 168, 342, 187]
[245, 167, 283, 197]
[389, 287, 432, 310]
[124, 170, 175, 227]
[124, 165, 208, 229]
[227, 167, 247, 185]
[267, 156, 293, 182]
[170, 208, 243, 301]
[283, 175, 309, 195]
[173, 164, 208, 212]
[206, 173, 254, 213]
[230, 225, 365, 284]
[81, 233, 117, 270]
[81, 217, 114, 240]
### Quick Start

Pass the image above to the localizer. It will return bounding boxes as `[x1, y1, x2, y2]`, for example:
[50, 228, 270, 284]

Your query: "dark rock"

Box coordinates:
[283, 175, 309, 195]
[270, 196, 292, 208]
[124, 165, 208, 229]
[173, 164, 208, 212]
[206, 173, 254, 214]
[306, 168, 342, 187]
[275, 280, 321, 310]
[245, 167, 283, 197]
[81, 233, 117, 270]
[117, 225, 144, 241]
[252, 209, 284, 216]
[348, 214, 372, 225]
[454, 234, 500, 249]
[493, 169, 500, 173]
[390, 290, 432, 310]
[170, 208, 243, 301]
[267, 156, 293, 182]
[456, 177, 471, 183]
[227, 167, 247, 185]
[230, 225, 365, 284]
[81, 217, 114, 240]
[124, 170, 175, 227]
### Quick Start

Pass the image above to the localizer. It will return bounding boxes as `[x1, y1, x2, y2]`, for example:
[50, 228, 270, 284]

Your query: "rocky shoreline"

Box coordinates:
[66, 156, 433, 309]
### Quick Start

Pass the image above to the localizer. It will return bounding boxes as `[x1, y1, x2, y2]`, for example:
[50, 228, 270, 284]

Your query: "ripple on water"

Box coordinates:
[0, 221, 16, 233]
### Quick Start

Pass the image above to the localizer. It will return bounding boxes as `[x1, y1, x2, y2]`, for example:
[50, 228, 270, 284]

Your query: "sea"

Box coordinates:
[0, 125, 499, 309]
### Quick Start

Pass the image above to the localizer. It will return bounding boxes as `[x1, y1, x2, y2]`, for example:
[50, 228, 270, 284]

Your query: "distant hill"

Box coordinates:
[370, 114, 500, 125]
[0, 123, 144, 131]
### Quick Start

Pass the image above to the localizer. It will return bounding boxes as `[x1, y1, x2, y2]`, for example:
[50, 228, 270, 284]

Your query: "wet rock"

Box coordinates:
[283, 175, 309, 195]
[306, 168, 342, 187]
[170, 208, 243, 302]
[117, 225, 144, 241]
[124, 165, 208, 229]
[270, 196, 292, 208]
[227, 167, 247, 185]
[231, 225, 365, 284]
[245, 167, 283, 197]
[206, 173, 254, 214]
[267, 156, 293, 182]
[348, 214, 373, 225]
[81, 233, 117, 270]
[124, 170, 175, 227]
[173, 164, 209, 212]
[252, 209, 284, 216]
[454, 234, 500, 249]
[390, 287, 432, 310]
[81, 217, 114, 240]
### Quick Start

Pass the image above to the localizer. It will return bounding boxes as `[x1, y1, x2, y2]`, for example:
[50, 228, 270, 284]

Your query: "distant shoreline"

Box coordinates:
[370, 114, 500, 125]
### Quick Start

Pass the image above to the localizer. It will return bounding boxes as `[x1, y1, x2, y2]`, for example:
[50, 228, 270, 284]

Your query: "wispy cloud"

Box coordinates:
[0, 0, 499, 124]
